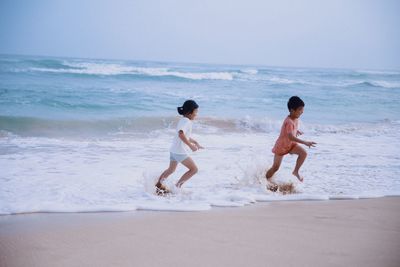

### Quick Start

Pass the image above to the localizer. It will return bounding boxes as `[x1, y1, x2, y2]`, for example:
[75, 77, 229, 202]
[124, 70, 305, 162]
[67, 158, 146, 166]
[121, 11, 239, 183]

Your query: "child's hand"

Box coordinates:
[304, 141, 316, 148]
[192, 140, 204, 150]
[296, 130, 303, 137]
[189, 144, 198, 152]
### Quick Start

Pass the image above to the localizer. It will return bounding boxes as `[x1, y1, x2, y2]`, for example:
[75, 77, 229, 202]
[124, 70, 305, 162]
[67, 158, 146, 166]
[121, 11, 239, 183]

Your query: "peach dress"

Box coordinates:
[272, 116, 298, 156]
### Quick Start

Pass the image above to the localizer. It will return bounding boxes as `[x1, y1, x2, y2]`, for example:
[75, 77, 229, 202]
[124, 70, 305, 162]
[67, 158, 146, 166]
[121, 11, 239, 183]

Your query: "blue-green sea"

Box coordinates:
[1, 54, 399, 214]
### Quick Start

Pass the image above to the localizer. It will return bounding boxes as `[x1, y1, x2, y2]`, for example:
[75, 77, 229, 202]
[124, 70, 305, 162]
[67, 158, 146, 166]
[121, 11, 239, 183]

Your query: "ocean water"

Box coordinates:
[1, 54, 400, 214]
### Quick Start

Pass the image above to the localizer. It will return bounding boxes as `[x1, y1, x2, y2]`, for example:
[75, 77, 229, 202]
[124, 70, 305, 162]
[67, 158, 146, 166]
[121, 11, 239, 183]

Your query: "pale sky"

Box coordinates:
[0, 0, 399, 69]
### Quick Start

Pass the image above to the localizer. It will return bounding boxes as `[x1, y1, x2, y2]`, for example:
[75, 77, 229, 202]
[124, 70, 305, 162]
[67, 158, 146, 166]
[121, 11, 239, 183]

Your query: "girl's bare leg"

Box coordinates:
[289, 145, 307, 182]
[176, 157, 198, 188]
[156, 161, 178, 187]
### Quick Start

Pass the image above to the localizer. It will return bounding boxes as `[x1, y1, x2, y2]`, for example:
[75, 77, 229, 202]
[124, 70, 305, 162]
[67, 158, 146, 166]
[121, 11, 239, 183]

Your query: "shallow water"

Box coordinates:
[1, 55, 399, 214]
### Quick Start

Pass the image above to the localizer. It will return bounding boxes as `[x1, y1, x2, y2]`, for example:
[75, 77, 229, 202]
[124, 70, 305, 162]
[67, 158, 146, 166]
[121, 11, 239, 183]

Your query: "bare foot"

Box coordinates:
[266, 179, 279, 192]
[155, 182, 171, 196]
[292, 171, 304, 182]
[267, 184, 278, 192]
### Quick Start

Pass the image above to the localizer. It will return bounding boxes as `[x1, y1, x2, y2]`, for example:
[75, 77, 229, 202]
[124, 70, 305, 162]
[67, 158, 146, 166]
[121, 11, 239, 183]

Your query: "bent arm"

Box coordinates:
[179, 131, 197, 151]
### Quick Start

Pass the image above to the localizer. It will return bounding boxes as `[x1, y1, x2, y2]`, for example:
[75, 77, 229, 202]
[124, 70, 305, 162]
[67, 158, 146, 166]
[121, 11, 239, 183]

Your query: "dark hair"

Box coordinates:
[287, 96, 305, 111]
[177, 100, 199, 115]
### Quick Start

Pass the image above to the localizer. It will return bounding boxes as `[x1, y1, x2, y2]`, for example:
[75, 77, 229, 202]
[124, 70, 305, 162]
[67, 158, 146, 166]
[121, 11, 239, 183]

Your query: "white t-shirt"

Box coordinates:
[170, 117, 192, 154]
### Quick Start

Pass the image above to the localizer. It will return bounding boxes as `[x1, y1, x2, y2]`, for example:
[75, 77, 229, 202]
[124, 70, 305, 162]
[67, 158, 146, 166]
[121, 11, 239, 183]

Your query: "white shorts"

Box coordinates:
[170, 152, 189, 162]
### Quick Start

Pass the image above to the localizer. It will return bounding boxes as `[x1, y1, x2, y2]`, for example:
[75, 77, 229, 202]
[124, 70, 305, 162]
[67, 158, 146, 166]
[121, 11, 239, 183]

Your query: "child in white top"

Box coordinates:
[156, 100, 203, 194]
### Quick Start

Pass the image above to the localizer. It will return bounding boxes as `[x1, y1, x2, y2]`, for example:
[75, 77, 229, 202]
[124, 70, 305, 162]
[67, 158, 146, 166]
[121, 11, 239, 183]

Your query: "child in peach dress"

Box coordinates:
[266, 96, 316, 190]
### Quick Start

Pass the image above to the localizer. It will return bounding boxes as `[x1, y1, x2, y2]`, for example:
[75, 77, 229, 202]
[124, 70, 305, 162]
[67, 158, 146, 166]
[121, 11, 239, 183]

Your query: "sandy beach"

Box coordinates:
[0, 197, 399, 267]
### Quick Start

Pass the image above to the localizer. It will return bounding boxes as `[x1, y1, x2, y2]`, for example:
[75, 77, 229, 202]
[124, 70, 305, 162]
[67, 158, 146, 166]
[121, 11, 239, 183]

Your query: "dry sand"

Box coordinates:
[0, 197, 399, 267]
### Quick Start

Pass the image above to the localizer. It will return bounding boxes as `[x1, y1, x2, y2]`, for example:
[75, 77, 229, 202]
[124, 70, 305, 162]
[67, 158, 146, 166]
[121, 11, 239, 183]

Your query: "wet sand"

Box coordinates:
[0, 197, 399, 267]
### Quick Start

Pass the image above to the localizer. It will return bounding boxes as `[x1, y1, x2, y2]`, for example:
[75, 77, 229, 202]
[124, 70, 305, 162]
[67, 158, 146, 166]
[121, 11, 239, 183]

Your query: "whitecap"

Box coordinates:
[30, 62, 235, 80]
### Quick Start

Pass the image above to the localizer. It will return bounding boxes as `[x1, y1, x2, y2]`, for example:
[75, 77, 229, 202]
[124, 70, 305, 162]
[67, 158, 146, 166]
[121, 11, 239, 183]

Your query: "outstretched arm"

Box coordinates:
[288, 133, 316, 148]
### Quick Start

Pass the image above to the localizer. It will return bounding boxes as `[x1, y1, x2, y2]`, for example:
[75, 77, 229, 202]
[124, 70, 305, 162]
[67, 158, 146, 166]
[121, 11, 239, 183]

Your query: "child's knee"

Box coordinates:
[191, 166, 198, 174]
[296, 147, 307, 158]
